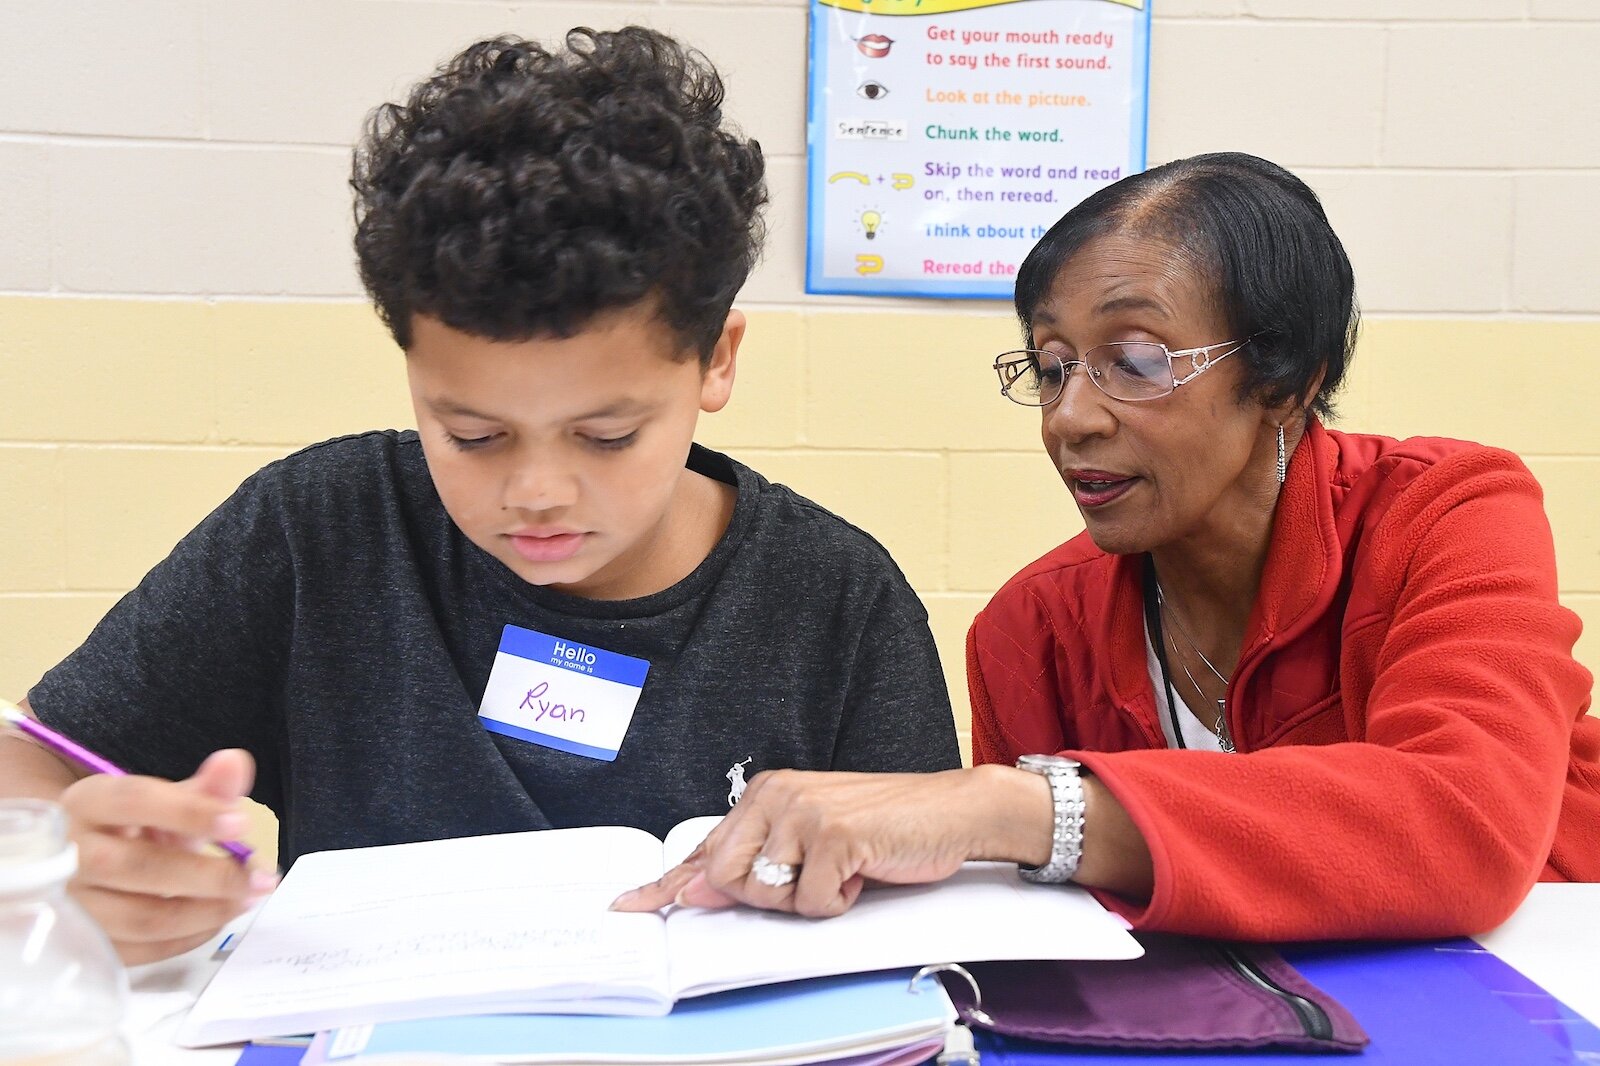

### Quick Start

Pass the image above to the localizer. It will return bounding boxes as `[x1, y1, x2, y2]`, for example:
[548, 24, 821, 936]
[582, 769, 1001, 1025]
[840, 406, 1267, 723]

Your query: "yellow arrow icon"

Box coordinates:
[855, 254, 884, 275]
[890, 173, 914, 190]
[829, 171, 871, 185]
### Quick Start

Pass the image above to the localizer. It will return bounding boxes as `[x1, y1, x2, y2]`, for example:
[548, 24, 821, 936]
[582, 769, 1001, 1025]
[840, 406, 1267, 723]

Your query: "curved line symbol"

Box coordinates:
[891, 173, 915, 190]
[829, 171, 872, 186]
[855, 254, 884, 275]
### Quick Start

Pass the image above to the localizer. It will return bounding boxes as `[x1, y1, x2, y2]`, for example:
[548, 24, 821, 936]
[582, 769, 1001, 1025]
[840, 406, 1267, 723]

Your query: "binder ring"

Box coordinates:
[910, 962, 995, 1027]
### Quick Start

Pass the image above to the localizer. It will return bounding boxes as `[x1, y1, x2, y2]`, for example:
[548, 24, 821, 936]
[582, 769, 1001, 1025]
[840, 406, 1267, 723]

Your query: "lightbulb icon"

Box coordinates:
[860, 209, 883, 240]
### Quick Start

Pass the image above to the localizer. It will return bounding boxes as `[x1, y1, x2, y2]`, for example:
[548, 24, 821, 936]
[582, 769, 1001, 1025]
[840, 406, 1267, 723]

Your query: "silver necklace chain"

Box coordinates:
[1154, 582, 1237, 753]
[1155, 584, 1229, 684]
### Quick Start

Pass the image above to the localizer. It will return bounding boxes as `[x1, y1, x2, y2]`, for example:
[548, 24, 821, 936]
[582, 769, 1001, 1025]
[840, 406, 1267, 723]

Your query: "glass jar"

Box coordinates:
[0, 800, 128, 1065]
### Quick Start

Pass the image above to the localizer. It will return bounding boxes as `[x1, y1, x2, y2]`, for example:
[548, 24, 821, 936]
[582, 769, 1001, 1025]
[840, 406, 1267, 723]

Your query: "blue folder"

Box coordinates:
[972, 937, 1600, 1065]
[236, 1044, 312, 1066]
[306, 969, 953, 1063]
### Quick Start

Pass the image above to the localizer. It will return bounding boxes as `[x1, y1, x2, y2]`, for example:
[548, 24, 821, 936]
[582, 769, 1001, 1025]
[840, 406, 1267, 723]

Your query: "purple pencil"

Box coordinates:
[1, 699, 253, 865]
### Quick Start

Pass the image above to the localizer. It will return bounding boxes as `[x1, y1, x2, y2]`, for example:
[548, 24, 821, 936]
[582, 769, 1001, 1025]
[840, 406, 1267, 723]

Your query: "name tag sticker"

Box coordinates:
[478, 625, 650, 762]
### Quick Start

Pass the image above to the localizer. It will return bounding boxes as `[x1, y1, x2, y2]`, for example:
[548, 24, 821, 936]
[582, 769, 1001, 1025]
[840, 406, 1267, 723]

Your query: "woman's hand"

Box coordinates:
[612, 764, 1057, 918]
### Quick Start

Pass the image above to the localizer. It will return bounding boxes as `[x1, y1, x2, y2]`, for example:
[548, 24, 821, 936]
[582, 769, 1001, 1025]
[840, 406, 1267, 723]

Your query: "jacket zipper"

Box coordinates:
[1219, 627, 1279, 754]
[1219, 946, 1333, 1042]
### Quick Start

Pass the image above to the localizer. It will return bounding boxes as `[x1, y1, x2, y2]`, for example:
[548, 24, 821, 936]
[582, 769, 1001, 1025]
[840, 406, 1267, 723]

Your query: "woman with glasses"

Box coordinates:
[615, 152, 1599, 940]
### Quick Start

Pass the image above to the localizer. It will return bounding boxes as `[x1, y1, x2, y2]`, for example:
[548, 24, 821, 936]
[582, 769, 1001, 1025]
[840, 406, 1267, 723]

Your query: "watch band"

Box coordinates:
[1015, 755, 1086, 883]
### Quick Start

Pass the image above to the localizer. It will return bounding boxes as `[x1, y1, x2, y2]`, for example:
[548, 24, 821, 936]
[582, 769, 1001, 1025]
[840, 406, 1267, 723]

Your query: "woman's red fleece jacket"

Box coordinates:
[967, 420, 1599, 940]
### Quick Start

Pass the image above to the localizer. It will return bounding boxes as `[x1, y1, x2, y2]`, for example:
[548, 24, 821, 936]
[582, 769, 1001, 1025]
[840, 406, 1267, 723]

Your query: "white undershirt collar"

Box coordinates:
[1143, 616, 1226, 752]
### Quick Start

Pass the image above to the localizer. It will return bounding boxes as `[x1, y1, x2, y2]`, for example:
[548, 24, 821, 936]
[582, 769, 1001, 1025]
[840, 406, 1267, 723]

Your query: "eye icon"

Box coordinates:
[857, 81, 890, 101]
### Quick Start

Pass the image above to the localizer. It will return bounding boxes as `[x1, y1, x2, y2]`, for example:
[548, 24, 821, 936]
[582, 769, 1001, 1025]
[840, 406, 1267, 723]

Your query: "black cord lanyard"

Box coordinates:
[1141, 555, 1190, 750]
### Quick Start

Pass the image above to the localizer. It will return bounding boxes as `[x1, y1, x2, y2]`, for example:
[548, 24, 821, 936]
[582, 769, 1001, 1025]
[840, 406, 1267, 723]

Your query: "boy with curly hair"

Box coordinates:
[2, 28, 958, 963]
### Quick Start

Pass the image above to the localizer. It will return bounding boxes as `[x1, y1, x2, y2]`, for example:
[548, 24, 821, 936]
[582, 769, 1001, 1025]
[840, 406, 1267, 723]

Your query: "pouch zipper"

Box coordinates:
[1219, 946, 1334, 1042]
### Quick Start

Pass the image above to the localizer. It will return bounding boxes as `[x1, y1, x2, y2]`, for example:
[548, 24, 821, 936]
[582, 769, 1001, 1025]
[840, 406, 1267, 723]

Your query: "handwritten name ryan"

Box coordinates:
[519, 681, 586, 723]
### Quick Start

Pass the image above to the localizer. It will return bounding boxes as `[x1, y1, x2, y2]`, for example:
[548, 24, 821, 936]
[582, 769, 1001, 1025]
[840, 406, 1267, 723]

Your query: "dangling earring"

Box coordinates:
[1275, 424, 1287, 485]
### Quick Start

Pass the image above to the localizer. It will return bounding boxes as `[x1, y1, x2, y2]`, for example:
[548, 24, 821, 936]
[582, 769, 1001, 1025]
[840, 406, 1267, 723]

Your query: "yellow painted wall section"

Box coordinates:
[3, 298, 1596, 761]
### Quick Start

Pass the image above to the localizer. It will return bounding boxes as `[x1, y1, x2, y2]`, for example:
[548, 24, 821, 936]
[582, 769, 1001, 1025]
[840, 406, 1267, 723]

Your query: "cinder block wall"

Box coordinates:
[4, 1, 1598, 780]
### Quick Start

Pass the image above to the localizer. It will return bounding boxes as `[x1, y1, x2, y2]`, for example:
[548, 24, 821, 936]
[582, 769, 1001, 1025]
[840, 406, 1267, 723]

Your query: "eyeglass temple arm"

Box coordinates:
[1171, 339, 1246, 385]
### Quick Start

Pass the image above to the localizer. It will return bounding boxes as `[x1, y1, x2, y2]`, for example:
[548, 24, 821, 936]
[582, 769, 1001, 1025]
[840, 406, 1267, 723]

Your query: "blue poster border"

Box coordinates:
[803, 0, 1151, 300]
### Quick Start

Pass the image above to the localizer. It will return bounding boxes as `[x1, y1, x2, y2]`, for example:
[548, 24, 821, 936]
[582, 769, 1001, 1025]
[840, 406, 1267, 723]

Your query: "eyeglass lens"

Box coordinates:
[1003, 343, 1174, 404]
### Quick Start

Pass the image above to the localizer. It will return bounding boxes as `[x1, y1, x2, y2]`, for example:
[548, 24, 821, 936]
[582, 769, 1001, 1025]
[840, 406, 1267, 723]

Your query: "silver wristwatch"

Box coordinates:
[1015, 754, 1086, 883]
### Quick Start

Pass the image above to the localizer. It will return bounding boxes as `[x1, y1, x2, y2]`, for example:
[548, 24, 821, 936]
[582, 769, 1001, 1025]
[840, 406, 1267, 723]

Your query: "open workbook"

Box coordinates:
[177, 816, 1142, 1046]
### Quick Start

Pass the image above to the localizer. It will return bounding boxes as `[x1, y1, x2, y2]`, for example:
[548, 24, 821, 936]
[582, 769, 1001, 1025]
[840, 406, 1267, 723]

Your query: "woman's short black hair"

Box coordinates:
[352, 27, 767, 361]
[1013, 152, 1358, 419]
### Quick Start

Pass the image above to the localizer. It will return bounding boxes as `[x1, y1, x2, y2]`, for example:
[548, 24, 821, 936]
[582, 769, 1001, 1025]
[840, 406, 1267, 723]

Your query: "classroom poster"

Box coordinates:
[805, 0, 1150, 298]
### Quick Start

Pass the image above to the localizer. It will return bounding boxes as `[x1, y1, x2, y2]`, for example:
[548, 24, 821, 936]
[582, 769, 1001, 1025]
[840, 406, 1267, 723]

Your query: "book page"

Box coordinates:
[179, 826, 674, 1046]
[664, 861, 1142, 1000]
[661, 814, 723, 867]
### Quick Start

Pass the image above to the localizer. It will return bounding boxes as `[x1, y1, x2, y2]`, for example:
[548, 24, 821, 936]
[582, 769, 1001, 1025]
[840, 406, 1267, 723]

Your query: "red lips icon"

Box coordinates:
[856, 34, 894, 59]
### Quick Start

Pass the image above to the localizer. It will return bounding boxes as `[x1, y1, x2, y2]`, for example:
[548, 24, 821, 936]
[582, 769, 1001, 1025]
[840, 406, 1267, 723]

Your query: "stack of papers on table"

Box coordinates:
[303, 970, 953, 1066]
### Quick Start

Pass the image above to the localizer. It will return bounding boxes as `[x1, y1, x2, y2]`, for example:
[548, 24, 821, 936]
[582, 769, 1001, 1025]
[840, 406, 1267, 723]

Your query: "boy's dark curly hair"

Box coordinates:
[352, 27, 767, 360]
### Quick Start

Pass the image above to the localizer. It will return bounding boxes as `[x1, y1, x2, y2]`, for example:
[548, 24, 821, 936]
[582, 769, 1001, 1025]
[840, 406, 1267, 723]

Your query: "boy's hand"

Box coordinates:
[59, 749, 279, 965]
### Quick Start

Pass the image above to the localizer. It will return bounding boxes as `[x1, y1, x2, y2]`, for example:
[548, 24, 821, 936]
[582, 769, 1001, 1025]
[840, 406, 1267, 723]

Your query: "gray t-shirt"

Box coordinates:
[30, 432, 958, 866]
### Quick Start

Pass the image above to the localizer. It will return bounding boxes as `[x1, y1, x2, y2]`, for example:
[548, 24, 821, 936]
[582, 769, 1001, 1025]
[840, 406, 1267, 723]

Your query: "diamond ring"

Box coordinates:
[750, 854, 799, 888]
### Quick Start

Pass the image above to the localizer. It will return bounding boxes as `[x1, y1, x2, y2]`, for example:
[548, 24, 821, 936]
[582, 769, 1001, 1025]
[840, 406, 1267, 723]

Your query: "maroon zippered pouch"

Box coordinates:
[938, 934, 1369, 1053]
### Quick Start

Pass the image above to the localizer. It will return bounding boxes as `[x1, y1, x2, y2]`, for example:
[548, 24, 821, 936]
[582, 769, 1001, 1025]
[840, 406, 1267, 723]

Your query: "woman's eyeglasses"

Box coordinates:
[993, 339, 1251, 406]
